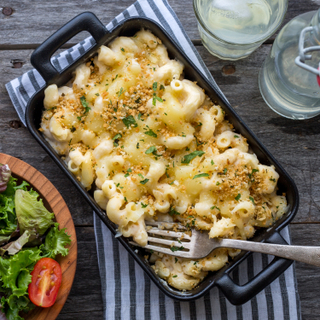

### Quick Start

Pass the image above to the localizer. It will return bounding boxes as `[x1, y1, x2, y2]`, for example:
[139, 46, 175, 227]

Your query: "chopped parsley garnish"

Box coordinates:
[152, 82, 158, 91]
[70, 126, 76, 133]
[145, 128, 157, 138]
[122, 115, 138, 128]
[77, 116, 82, 121]
[193, 173, 209, 179]
[211, 160, 214, 165]
[117, 87, 125, 97]
[124, 197, 128, 202]
[249, 196, 255, 204]
[152, 93, 163, 106]
[195, 136, 204, 146]
[136, 142, 140, 149]
[112, 74, 118, 82]
[181, 151, 205, 164]
[172, 275, 178, 278]
[160, 84, 165, 91]
[269, 177, 276, 182]
[223, 168, 228, 174]
[135, 97, 141, 104]
[140, 178, 149, 185]
[216, 181, 221, 186]
[121, 48, 125, 52]
[170, 246, 184, 252]
[113, 133, 122, 141]
[145, 146, 157, 155]
[80, 96, 91, 113]
[112, 133, 122, 147]
[235, 194, 241, 201]
[175, 257, 178, 263]
[124, 168, 131, 177]
[168, 207, 180, 216]
[234, 135, 239, 138]
[145, 146, 161, 157]
[248, 169, 259, 179]
[141, 203, 148, 208]
[95, 93, 100, 96]
[210, 206, 220, 211]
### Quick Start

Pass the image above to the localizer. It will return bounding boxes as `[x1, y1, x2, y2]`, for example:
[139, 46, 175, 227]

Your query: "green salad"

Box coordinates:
[0, 164, 71, 320]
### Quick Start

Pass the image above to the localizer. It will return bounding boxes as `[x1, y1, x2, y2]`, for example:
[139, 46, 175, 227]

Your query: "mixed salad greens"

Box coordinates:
[0, 164, 71, 320]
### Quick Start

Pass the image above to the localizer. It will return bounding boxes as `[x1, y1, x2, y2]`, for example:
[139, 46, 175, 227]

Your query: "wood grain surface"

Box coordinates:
[0, 153, 77, 320]
[0, 0, 319, 319]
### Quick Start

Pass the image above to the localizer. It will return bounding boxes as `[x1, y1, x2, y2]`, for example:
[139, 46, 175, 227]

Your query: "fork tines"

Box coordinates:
[129, 221, 193, 258]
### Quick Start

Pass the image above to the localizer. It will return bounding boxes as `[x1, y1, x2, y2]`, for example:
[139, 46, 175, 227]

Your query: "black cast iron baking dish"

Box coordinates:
[25, 12, 299, 304]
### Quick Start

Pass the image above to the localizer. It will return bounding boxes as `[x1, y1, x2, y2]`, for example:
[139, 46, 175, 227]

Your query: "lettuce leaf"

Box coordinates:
[15, 189, 54, 236]
[0, 248, 41, 318]
[1, 294, 34, 320]
[0, 231, 31, 256]
[0, 177, 18, 199]
[0, 165, 11, 193]
[0, 248, 41, 295]
[0, 235, 11, 246]
[0, 180, 17, 237]
[42, 223, 71, 259]
[0, 174, 71, 319]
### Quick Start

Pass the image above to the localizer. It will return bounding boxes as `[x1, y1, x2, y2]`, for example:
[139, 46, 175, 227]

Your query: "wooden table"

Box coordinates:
[0, 0, 318, 319]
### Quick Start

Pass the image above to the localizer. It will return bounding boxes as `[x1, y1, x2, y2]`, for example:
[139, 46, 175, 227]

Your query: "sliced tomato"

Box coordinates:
[28, 257, 62, 308]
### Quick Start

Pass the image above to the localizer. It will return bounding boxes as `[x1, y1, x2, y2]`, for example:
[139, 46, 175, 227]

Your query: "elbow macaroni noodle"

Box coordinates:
[40, 30, 288, 291]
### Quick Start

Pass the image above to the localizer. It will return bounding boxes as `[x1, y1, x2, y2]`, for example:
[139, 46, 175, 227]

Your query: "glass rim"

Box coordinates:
[193, 0, 289, 46]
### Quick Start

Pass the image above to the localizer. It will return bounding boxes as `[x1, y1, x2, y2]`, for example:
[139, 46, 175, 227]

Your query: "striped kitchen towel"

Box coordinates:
[6, 0, 301, 319]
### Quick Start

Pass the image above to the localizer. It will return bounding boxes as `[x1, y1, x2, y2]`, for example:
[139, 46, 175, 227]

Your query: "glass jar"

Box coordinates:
[259, 9, 320, 119]
[193, 0, 288, 60]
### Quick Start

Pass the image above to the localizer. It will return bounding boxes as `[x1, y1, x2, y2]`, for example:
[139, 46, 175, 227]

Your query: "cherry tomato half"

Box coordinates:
[28, 257, 62, 308]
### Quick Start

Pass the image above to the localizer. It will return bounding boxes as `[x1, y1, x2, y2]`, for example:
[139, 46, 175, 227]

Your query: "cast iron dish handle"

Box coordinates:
[215, 231, 292, 305]
[31, 12, 108, 84]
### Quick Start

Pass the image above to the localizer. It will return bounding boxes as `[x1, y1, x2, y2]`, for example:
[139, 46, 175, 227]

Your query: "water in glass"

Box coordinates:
[194, 0, 288, 60]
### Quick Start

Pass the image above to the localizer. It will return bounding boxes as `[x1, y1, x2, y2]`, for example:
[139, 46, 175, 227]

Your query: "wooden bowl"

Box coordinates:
[0, 153, 77, 320]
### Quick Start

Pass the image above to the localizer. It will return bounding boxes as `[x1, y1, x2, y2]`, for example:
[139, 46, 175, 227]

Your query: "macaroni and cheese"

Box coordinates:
[40, 30, 287, 291]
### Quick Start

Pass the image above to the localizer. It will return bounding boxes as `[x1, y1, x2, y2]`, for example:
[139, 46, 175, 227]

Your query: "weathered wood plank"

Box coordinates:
[57, 227, 103, 319]
[0, 0, 319, 47]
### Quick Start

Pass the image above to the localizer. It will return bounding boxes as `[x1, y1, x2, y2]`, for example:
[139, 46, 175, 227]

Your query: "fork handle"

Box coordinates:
[220, 238, 320, 267]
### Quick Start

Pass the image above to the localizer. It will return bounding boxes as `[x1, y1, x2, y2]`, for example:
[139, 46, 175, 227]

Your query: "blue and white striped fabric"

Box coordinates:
[6, 0, 301, 319]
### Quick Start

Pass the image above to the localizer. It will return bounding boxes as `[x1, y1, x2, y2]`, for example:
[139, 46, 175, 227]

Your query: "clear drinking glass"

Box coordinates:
[193, 0, 288, 60]
[259, 10, 320, 119]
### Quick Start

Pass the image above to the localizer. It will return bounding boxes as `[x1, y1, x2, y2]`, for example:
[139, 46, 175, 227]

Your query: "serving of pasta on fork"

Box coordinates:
[40, 29, 287, 290]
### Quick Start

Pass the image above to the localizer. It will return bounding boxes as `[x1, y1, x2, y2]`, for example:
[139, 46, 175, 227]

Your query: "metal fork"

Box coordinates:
[129, 222, 320, 267]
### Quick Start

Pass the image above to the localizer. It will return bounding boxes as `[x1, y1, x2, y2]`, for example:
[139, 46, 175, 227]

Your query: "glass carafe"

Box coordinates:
[259, 9, 320, 119]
